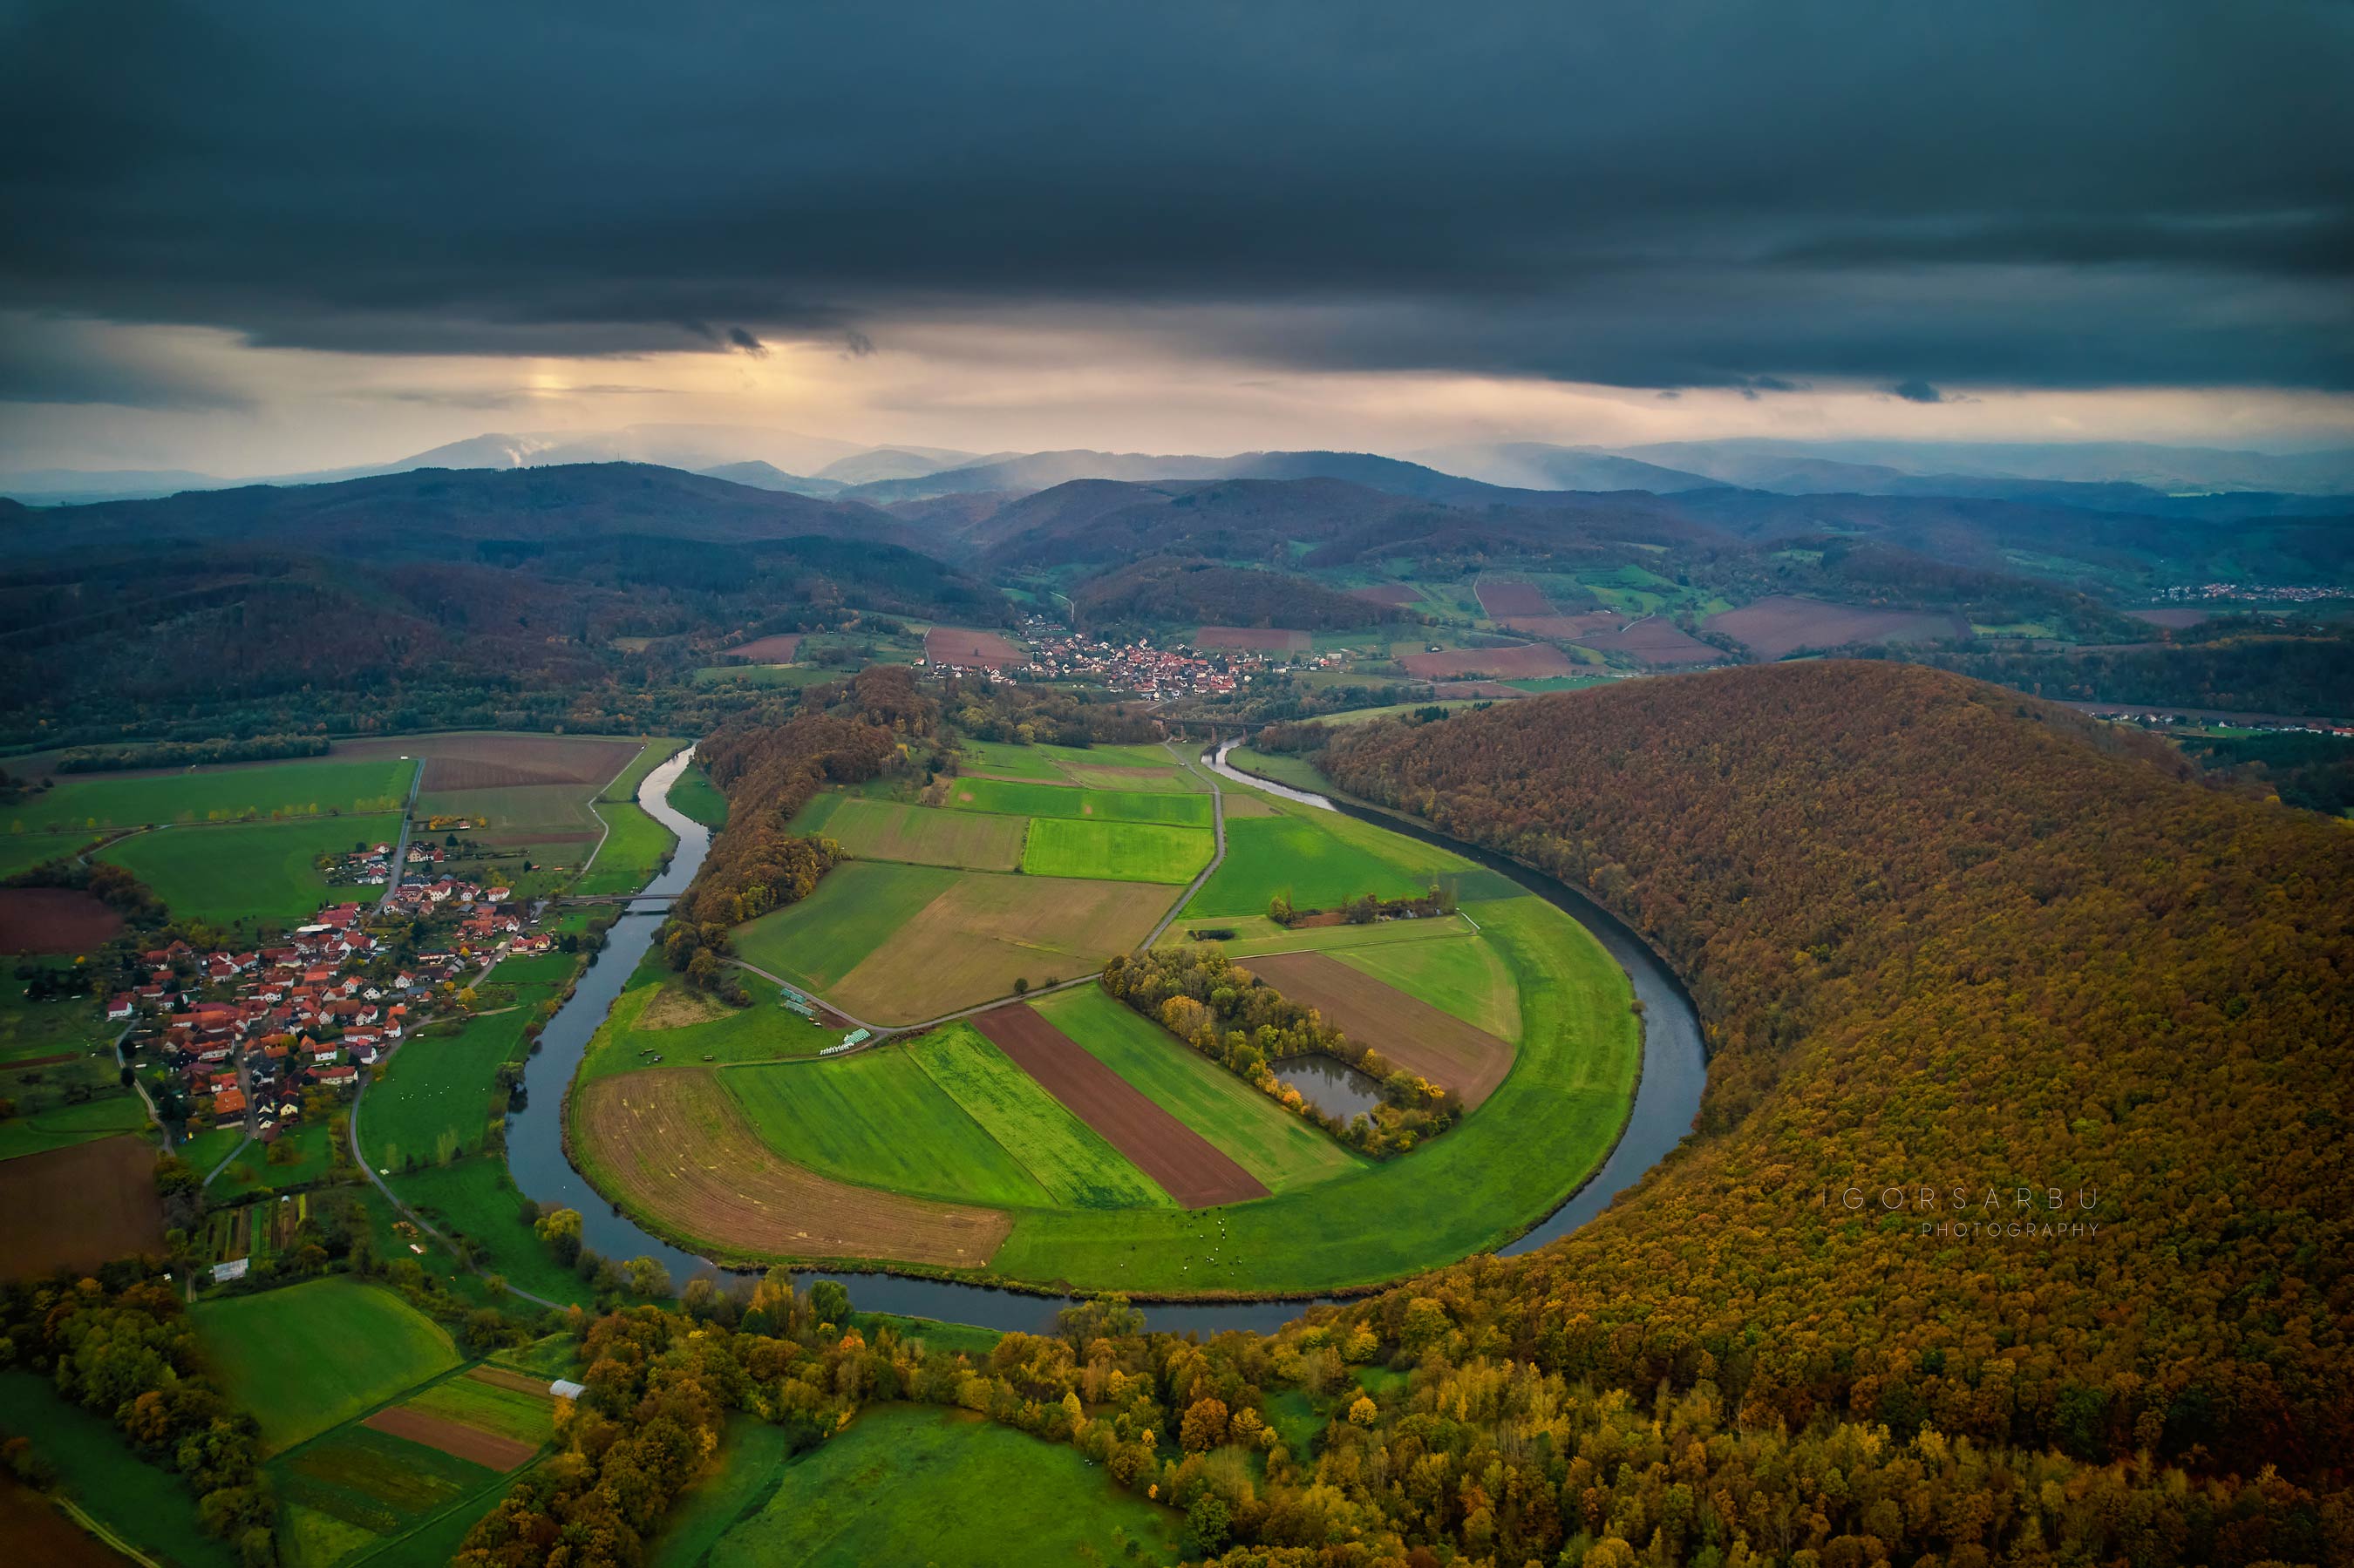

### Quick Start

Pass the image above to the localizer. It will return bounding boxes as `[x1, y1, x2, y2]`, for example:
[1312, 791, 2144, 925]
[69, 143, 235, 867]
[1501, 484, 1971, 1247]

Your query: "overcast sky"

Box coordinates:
[4, 0, 2351, 474]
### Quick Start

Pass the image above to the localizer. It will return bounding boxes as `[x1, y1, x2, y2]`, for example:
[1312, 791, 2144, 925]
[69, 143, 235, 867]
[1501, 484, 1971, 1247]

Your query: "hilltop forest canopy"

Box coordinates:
[1071, 558, 1412, 633]
[1295, 662, 2349, 1479]
[0, 465, 1010, 747]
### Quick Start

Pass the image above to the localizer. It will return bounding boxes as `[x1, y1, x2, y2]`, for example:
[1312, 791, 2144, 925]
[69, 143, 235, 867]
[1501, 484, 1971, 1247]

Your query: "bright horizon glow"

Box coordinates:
[5, 314, 2351, 479]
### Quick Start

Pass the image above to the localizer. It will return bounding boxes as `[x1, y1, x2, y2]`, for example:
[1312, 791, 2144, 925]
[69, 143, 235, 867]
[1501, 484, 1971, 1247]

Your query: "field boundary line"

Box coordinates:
[50, 1492, 164, 1568]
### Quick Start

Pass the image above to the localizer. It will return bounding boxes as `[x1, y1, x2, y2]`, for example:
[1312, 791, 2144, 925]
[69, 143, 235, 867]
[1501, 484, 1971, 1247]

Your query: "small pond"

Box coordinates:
[1269, 1055, 1385, 1120]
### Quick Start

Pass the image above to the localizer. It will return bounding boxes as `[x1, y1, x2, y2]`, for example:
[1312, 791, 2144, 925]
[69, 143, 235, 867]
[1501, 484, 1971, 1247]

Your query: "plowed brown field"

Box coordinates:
[575, 1067, 1011, 1266]
[0, 1135, 166, 1280]
[1400, 643, 1575, 680]
[1704, 595, 1970, 661]
[338, 732, 643, 791]
[973, 1004, 1268, 1208]
[723, 633, 803, 661]
[364, 1407, 537, 1470]
[0, 887, 123, 953]
[924, 627, 1026, 668]
[466, 1366, 556, 1397]
[1241, 949, 1515, 1108]
[1350, 583, 1420, 605]
[1576, 617, 1723, 666]
[1474, 579, 1554, 618]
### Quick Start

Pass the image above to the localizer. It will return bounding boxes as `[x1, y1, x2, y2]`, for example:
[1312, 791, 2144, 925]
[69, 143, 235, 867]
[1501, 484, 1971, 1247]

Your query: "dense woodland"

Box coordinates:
[1295, 663, 2348, 1489]
[1072, 558, 1410, 633]
[1893, 623, 2354, 716]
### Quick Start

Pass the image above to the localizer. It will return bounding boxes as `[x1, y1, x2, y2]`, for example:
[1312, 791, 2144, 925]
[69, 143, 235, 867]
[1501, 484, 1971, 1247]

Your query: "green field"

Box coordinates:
[575, 798, 677, 895]
[912, 1023, 1171, 1208]
[0, 1092, 153, 1160]
[1019, 817, 1214, 883]
[194, 1278, 459, 1453]
[4, 757, 417, 835]
[943, 777, 1212, 826]
[731, 861, 959, 990]
[362, 990, 551, 1171]
[386, 1157, 595, 1308]
[0, 828, 93, 875]
[578, 953, 842, 1086]
[403, 1375, 555, 1445]
[1224, 746, 1332, 792]
[701, 1403, 1183, 1568]
[985, 893, 1641, 1293]
[650, 1415, 800, 1568]
[670, 765, 730, 828]
[1034, 986, 1360, 1191]
[957, 740, 1205, 795]
[1327, 926, 1521, 1038]
[1183, 803, 1478, 917]
[0, 1371, 242, 1568]
[722, 1050, 1052, 1207]
[1504, 675, 1616, 693]
[98, 814, 404, 926]
[822, 797, 1028, 870]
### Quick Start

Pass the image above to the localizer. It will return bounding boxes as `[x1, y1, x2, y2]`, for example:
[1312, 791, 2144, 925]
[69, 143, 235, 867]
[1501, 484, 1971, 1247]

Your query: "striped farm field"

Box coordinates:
[398, 1375, 555, 1449]
[723, 1049, 1053, 1207]
[823, 797, 1028, 870]
[1032, 986, 1359, 1192]
[1326, 924, 1521, 1039]
[571, 1066, 1012, 1266]
[7, 756, 416, 834]
[942, 778, 1212, 826]
[912, 1022, 1173, 1208]
[1020, 817, 1213, 883]
[1242, 948, 1517, 1107]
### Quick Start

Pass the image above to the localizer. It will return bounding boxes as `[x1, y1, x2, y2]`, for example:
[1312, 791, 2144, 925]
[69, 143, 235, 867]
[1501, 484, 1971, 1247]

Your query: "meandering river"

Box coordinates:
[501, 740, 1707, 1334]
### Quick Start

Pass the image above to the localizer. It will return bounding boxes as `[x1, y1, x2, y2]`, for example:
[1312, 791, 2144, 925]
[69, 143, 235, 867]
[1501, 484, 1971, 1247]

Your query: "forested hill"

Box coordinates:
[1305, 661, 2351, 1477]
[1071, 559, 1410, 631]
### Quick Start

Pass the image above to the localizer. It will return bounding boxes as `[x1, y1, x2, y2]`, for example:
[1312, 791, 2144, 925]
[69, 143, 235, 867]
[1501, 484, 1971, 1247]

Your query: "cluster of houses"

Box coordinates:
[113, 886, 553, 1144]
[326, 836, 480, 891]
[1023, 631, 1269, 698]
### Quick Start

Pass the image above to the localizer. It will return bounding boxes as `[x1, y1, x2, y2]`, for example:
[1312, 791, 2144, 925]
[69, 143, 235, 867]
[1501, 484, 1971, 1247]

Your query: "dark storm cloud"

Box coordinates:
[3, 0, 2350, 390]
[1891, 381, 1947, 404]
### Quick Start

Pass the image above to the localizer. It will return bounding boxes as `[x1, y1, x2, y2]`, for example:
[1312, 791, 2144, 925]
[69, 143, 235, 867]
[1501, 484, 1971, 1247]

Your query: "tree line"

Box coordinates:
[1102, 946, 1459, 1157]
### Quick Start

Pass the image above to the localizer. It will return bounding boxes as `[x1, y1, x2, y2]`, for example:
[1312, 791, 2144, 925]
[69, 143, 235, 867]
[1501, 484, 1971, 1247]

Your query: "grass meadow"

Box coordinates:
[669, 764, 730, 827]
[387, 1157, 596, 1308]
[722, 1049, 1052, 1208]
[1019, 817, 1213, 882]
[8, 757, 417, 833]
[822, 797, 1028, 870]
[574, 798, 677, 895]
[0, 1371, 242, 1568]
[99, 814, 404, 925]
[362, 985, 554, 1171]
[1183, 808, 1459, 917]
[700, 1403, 1183, 1568]
[194, 1278, 459, 1453]
[942, 777, 1212, 826]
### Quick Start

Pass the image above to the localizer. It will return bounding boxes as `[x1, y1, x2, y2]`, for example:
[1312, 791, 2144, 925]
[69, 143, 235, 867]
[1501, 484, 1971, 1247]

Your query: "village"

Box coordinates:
[1020, 628, 1273, 698]
[112, 858, 556, 1150]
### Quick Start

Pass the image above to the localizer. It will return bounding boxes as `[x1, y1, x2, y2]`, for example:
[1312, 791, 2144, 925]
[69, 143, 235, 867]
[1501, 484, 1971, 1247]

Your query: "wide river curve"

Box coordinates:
[502, 742, 1707, 1334]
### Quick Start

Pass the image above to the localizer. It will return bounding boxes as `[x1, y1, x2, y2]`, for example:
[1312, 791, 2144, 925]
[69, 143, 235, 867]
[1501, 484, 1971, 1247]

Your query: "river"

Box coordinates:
[500, 739, 1707, 1334]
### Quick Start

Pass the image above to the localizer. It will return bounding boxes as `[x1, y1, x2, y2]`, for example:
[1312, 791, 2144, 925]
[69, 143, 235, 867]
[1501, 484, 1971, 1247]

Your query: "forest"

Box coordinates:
[1072, 558, 1409, 633]
[1298, 662, 2348, 1483]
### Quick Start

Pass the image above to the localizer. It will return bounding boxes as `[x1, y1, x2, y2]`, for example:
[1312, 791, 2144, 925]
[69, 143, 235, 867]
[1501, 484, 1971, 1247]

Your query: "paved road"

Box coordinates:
[376, 757, 427, 913]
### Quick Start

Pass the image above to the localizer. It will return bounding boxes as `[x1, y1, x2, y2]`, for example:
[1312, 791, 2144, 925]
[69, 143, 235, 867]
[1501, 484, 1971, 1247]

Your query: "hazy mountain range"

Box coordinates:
[7, 428, 2351, 509]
